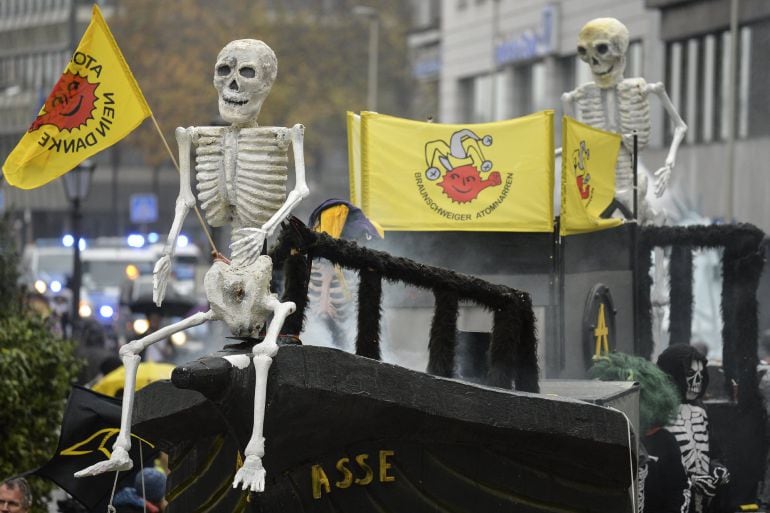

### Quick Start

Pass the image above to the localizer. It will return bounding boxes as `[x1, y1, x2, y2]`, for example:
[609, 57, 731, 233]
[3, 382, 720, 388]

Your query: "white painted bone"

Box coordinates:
[75, 40, 307, 493]
[561, 18, 687, 223]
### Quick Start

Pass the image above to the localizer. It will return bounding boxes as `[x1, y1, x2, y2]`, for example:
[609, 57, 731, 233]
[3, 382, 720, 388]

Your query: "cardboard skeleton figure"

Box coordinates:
[75, 39, 309, 493]
[561, 17, 687, 223]
[658, 345, 730, 513]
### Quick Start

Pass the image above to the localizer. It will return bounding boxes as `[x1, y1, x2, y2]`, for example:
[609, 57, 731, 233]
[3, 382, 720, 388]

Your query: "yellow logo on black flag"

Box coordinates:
[2, 4, 150, 189]
[560, 116, 623, 236]
[354, 111, 554, 232]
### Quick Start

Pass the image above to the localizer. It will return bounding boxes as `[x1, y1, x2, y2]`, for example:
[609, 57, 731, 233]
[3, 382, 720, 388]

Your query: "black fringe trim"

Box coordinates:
[272, 218, 540, 393]
[638, 223, 765, 409]
[356, 268, 382, 360]
[668, 245, 693, 345]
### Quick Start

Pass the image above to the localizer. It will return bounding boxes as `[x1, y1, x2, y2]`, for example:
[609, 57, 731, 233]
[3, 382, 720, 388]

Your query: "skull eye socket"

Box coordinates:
[577, 45, 587, 55]
[239, 66, 256, 78]
[596, 43, 609, 54]
[216, 64, 231, 77]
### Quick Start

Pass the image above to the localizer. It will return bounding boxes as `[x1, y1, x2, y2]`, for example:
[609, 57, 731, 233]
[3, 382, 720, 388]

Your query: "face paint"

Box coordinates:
[686, 359, 705, 400]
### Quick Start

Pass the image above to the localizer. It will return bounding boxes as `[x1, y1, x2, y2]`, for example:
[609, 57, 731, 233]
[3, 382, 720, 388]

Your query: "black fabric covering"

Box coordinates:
[272, 218, 539, 392]
[427, 289, 458, 377]
[668, 245, 693, 345]
[356, 268, 382, 360]
[637, 223, 765, 409]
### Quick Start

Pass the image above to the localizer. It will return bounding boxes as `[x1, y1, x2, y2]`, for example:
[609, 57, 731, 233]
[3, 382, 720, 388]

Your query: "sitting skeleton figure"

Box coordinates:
[561, 17, 687, 223]
[75, 39, 309, 492]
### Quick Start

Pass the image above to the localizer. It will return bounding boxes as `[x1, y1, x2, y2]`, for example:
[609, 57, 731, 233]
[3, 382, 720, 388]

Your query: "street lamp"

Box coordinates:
[353, 5, 379, 112]
[61, 159, 95, 324]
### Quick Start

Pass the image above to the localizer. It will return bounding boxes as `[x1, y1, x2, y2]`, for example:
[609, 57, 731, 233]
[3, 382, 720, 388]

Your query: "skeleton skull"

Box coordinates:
[577, 18, 629, 88]
[686, 359, 705, 400]
[214, 39, 277, 126]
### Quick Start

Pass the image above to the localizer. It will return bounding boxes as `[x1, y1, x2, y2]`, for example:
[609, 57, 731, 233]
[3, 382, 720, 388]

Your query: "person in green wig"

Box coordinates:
[589, 352, 690, 513]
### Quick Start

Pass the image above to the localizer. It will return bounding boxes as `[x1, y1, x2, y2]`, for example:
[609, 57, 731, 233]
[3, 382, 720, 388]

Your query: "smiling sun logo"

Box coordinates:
[28, 72, 98, 133]
[424, 128, 502, 204]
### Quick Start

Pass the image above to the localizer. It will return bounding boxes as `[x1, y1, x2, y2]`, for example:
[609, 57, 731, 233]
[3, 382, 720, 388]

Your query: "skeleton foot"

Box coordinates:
[233, 455, 266, 492]
[74, 446, 132, 477]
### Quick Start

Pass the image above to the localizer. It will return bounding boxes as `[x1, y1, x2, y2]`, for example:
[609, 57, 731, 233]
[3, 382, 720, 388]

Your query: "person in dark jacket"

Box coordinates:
[113, 468, 166, 513]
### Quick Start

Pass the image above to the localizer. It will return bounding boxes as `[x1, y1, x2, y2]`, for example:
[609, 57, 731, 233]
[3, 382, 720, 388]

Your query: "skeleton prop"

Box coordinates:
[561, 17, 687, 223]
[75, 39, 309, 492]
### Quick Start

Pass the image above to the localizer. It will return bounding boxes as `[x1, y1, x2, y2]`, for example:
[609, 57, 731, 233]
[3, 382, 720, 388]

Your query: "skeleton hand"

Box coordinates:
[230, 227, 267, 266]
[711, 464, 730, 485]
[691, 474, 718, 497]
[653, 160, 673, 197]
[233, 454, 266, 492]
[153, 255, 172, 306]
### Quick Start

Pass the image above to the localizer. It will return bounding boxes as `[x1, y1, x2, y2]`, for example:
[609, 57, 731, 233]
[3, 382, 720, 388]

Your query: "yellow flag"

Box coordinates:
[2, 5, 151, 189]
[357, 111, 554, 232]
[560, 116, 623, 236]
[346, 111, 362, 207]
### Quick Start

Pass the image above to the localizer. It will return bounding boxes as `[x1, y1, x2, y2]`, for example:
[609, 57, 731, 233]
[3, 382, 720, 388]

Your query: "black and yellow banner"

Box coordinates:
[33, 386, 157, 511]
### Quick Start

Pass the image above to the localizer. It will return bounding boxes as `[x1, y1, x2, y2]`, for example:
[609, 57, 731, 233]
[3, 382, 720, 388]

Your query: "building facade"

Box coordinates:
[409, 0, 770, 233]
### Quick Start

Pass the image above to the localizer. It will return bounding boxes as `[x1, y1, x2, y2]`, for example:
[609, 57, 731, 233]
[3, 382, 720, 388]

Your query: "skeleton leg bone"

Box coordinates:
[75, 310, 218, 477]
[233, 297, 296, 492]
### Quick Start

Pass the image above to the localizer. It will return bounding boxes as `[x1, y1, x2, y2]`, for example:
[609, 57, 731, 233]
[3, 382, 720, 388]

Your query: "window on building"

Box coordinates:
[665, 21, 768, 144]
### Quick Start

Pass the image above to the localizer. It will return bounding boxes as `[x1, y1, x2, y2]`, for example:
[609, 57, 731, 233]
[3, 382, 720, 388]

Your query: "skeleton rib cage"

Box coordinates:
[193, 126, 291, 238]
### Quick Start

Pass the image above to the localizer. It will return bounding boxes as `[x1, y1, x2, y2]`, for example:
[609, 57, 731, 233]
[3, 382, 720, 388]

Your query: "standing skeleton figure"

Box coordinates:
[75, 39, 309, 493]
[562, 17, 687, 222]
[658, 345, 730, 513]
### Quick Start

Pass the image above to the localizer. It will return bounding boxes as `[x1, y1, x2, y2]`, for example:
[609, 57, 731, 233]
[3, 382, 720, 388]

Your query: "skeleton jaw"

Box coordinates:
[591, 60, 625, 89]
[219, 95, 264, 127]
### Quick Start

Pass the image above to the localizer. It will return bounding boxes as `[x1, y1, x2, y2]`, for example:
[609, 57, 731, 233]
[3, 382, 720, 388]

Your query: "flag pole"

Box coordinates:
[150, 113, 220, 257]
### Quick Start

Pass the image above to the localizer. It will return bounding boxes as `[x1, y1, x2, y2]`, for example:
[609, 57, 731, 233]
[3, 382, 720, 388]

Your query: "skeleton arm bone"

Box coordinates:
[154, 127, 197, 306]
[647, 82, 687, 196]
[230, 124, 309, 262]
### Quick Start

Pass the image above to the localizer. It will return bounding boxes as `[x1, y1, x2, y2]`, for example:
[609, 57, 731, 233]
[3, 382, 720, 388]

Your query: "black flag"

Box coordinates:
[33, 386, 158, 510]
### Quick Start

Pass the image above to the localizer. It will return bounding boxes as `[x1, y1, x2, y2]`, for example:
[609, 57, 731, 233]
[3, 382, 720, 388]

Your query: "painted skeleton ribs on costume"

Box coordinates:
[75, 39, 309, 492]
[659, 346, 730, 513]
[308, 260, 356, 344]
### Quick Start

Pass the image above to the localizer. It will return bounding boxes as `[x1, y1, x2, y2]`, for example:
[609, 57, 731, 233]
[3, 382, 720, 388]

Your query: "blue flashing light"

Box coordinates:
[50, 280, 62, 293]
[62, 234, 74, 247]
[147, 232, 160, 243]
[99, 305, 114, 318]
[127, 234, 145, 248]
[78, 238, 87, 251]
[177, 234, 189, 248]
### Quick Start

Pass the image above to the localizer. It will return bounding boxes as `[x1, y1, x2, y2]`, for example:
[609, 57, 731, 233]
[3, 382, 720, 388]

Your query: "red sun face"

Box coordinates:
[437, 165, 502, 203]
[28, 72, 98, 132]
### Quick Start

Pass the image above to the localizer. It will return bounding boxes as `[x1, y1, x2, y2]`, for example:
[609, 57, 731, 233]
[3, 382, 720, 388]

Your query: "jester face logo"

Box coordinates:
[424, 129, 502, 204]
[29, 72, 98, 132]
[572, 140, 591, 201]
[437, 165, 502, 204]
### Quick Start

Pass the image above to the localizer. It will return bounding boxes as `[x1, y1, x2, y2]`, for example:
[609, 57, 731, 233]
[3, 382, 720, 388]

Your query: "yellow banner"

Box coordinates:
[347, 111, 362, 207]
[560, 116, 623, 236]
[358, 111, 554, 232]
[3, 5, 151, 189]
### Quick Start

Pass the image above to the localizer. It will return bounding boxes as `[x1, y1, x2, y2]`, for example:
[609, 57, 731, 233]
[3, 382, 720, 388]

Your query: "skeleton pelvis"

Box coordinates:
[205, 256, 275, 337]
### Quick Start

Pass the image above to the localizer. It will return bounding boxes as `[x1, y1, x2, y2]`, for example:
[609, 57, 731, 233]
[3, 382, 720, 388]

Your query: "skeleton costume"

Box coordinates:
[305, 199, 383, 348]
[75, 40, 309, 493]
[658, 345, 730, 513]
[589, 352, 689, 513]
